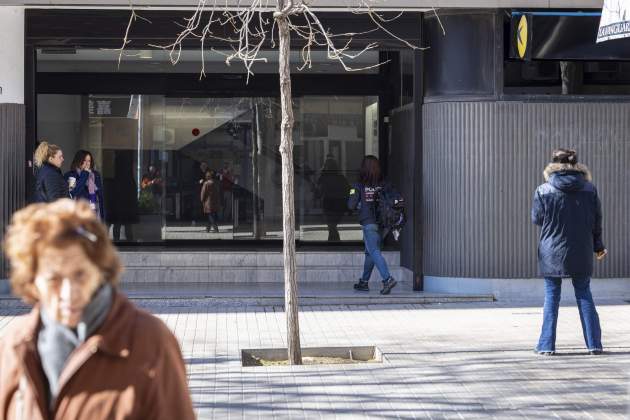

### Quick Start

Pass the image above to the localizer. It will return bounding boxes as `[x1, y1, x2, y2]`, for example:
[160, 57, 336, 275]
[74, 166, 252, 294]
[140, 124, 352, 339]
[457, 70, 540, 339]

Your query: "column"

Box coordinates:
[0, 6, 25, 284]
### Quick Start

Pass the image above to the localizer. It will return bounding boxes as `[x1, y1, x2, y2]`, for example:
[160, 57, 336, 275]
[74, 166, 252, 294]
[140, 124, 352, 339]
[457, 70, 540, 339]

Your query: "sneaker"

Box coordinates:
[534, 350, 555, 356]
[589, 350, 603, 355]
[353, 280, 369, 291]
[380, 277, 397, 295]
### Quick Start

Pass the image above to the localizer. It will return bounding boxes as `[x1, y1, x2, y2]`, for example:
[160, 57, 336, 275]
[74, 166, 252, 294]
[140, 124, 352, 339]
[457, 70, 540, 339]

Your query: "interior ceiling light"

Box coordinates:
[139, 50, 153, 59]
[40, 48, 77, 55]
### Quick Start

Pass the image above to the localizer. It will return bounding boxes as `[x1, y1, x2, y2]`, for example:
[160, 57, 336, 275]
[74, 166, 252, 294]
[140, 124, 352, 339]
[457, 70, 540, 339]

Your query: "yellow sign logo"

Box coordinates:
[517, 15, 528, 59]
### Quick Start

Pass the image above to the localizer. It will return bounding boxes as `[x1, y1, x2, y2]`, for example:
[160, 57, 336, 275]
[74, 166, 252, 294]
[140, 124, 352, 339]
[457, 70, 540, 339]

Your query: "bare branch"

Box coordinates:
[108, 3, 152, 70]
[432, 7, 446, 36]
[118, 0, 428, 79]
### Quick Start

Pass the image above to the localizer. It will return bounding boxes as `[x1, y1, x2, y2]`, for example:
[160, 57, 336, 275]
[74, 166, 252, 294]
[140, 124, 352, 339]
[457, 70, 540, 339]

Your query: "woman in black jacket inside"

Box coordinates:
[33, 141, 69, 203]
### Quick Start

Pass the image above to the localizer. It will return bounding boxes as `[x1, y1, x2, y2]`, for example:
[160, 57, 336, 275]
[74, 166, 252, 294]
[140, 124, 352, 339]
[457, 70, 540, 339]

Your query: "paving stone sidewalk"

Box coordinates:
[1, 298, 629, 419]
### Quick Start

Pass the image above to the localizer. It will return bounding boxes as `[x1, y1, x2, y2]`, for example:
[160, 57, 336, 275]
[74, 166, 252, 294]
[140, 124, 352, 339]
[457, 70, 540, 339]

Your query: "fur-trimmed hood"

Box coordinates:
[543, 163, 592, 182]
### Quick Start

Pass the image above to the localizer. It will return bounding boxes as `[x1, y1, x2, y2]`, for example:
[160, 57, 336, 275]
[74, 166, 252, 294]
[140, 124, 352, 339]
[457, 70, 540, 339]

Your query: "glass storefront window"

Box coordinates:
[37, 94, 378, 243]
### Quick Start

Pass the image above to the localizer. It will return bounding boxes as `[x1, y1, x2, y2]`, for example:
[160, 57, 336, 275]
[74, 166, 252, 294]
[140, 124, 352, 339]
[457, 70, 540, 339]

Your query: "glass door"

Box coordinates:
[160, 97, 256, 240]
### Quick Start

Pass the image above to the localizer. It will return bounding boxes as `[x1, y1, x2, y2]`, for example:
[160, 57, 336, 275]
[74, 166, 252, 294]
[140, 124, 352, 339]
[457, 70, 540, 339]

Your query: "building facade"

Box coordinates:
[1, 1, 628, 299]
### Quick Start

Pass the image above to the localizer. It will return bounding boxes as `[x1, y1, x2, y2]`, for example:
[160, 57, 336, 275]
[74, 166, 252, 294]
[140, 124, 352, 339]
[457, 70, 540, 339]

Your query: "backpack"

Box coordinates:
[376, 184, 406, 240]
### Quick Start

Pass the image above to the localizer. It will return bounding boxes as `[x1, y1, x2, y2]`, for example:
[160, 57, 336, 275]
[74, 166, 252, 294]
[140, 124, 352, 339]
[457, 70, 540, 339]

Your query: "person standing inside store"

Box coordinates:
[317, 157, 349, 241]
[65, 150, 105, 219]
[140, 164, 163, 213]
[532, 148, 606, 356]
[105, 151, 138, 241]
[1, 199, 195, 420]
[348, 155, 397, 295]
[33, 141, 70, 203]
[219, 162, 234, 222]
[201, 170, 221, 233]
[195, 161, 210, 223]
[141, 164, 163, 196]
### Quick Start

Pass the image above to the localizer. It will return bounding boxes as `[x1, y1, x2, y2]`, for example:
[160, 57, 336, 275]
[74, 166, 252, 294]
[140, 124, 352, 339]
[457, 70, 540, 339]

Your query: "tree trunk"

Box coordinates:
[252, 101, 262, 239]
[276, 9, 302, 365]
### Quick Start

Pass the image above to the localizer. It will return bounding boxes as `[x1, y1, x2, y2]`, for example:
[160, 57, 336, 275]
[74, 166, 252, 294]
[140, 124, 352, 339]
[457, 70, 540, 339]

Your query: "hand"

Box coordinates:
[596, 249, 608, 260]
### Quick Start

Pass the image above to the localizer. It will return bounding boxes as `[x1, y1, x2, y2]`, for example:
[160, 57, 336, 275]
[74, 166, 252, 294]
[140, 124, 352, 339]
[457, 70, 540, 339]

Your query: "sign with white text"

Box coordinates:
[597, 0, 630, 42]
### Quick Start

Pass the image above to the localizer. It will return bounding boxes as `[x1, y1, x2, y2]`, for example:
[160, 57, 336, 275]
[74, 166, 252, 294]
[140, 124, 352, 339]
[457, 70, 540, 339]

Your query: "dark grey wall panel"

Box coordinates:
[0, 104, 25, 277]
[390, 104, 415, 271]
[423, 12, 496, 97]
[423, 101, 630, 278]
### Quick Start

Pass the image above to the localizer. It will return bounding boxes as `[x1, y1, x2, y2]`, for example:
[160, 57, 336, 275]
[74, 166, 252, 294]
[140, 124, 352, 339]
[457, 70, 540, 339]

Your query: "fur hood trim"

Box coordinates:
[543, 163, 592, 182]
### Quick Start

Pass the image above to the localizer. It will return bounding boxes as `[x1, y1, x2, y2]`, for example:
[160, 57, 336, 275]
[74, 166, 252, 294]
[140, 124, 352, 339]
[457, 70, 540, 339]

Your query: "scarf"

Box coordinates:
[37, 283, 114, 406]
[87, 171, 97, 195]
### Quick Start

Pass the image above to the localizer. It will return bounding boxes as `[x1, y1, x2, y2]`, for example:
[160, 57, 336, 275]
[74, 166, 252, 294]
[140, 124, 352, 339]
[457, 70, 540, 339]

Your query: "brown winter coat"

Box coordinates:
[0, 291, 195, 420]
[200, 179, 220, 214]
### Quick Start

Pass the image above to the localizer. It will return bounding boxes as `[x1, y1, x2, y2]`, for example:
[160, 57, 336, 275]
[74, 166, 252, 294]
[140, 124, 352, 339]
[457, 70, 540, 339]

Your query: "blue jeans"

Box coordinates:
[536, 277, 602, 352]
[361, 224, 391, 283]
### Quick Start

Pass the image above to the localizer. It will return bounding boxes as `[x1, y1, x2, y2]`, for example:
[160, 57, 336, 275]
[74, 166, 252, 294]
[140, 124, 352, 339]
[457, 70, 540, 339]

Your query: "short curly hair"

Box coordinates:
[3, 199, 123, 303]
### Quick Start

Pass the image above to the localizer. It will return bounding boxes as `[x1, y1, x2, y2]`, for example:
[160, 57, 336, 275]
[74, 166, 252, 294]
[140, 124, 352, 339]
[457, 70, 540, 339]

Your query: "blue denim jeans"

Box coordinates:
[536, 277, 602, 352]
[361, 224, 391, 283]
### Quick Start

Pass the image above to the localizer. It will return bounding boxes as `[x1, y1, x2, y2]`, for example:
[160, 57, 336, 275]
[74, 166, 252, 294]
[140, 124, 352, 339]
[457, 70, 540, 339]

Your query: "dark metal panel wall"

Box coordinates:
[0, 104, 26, 277]
[389, 104, 416, 272]
[423, 101, 630, 278]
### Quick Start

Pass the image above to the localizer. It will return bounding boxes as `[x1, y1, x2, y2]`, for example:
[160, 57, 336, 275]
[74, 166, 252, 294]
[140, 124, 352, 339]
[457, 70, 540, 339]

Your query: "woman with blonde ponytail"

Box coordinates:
[34, 141, 69, 202]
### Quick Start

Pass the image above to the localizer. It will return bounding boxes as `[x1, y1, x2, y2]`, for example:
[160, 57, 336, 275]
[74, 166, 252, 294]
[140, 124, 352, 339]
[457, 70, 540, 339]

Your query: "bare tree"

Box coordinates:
[117, 0, 423, 365]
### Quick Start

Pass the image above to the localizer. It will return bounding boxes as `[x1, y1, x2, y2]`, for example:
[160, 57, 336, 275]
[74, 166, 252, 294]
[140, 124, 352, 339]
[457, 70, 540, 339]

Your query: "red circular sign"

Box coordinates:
[192, 128, 200, 136]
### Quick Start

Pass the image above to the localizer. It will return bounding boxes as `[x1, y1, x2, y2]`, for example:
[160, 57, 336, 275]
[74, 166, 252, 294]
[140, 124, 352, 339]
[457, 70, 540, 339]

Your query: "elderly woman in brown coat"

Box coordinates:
[200, 170, 221, 233]
[0, 199, 195, 420]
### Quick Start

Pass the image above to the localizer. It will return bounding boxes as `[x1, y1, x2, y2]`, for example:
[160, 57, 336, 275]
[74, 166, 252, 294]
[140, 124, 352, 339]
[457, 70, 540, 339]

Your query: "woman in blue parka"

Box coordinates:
[531, 148, 606, 356]
[65, 150, 105, 219]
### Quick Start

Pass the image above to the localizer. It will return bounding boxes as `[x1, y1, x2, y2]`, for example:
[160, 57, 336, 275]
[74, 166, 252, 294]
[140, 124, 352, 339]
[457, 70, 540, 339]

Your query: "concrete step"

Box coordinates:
[121, 282, 495, 305]
[0, 282, 494, 307]
[119, 251, 407, 284]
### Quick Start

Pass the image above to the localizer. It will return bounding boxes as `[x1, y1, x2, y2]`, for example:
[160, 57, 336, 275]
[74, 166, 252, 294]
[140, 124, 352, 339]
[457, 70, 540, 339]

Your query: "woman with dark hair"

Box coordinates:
[532, 148, 606, 355]
[347, 155, 397, 295]
[34, 141, 70, 203]
[65, 150, 105, 219]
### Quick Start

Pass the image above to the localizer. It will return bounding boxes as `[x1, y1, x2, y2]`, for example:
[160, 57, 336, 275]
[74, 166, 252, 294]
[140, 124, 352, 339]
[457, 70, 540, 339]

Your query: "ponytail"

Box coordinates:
[34, 141, 61, 168]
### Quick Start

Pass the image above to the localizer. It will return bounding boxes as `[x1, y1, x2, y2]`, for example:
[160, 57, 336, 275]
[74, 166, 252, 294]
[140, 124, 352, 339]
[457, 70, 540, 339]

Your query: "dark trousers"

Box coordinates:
[207, 212, 218, 229]
[111, 223, 133, 241]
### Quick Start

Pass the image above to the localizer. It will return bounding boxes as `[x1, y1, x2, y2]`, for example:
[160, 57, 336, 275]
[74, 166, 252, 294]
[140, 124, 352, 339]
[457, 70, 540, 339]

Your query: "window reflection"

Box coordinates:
[37, 94, 378, 242]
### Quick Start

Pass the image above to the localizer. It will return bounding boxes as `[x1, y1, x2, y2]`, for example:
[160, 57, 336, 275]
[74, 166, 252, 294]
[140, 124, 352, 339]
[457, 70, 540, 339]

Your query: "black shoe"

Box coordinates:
[353, 280, 369, 291]
[205, 226, 211, 233]
[534, 350, 555, 356]
[589, 350, 603, 355]
[380, 277, 397, 295]
[213, 226, 219, 233]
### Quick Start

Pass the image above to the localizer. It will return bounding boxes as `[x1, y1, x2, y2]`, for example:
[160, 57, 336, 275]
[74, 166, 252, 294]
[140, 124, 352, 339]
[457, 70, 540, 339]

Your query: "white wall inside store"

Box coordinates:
[37, 95, 83, 172]
[0, 7, 24, 104]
